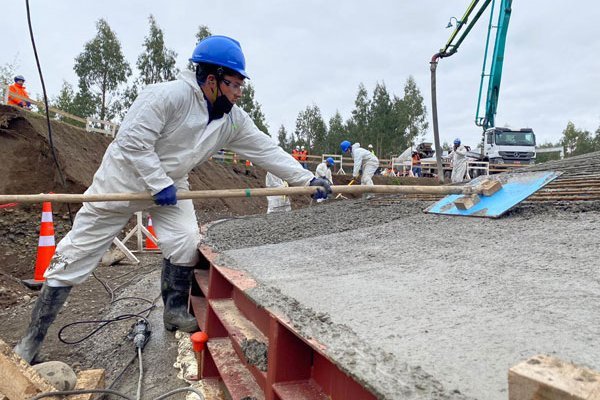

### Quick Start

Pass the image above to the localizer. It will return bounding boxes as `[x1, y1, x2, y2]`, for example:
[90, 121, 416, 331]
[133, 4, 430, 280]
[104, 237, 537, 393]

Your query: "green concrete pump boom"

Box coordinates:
[430, 0, 512, 181]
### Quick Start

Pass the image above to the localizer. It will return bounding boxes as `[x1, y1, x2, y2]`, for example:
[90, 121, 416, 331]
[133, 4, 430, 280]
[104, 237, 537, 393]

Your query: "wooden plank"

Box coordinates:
[0, 338, 59, 400]
[480, 179, 503, 196]
[70, 369, 105, 400]
[509, 354, 600, 400]
[454, 194, 480, 210]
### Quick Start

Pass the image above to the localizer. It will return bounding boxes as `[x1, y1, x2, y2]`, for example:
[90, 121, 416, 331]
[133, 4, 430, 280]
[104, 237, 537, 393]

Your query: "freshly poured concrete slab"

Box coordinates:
[206, 199, 600, 400]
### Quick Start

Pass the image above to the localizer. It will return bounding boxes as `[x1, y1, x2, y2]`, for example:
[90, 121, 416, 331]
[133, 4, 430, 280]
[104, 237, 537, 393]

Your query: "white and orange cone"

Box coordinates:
[145, 215, 159, 250]
[23, 201, 56, 289]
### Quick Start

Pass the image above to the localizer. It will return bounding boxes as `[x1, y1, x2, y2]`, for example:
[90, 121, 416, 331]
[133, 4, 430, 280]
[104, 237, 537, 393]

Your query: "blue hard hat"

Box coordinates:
[340, 140, 352, 153]
[190, 35, 249, 79]
[326, 157, 335, 166]
[453, 138, 461, 145]
[14, 75, 25, 82]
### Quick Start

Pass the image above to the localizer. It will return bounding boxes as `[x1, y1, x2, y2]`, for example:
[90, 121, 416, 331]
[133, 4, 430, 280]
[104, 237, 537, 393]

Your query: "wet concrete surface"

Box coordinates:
[206, 197, 600, 400]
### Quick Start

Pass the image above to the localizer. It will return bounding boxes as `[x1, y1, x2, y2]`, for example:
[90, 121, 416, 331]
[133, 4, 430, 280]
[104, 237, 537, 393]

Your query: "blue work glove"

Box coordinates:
[309, 177, 332, 200]
[153, 185, 177, 206]
[26, 101, 31, 108]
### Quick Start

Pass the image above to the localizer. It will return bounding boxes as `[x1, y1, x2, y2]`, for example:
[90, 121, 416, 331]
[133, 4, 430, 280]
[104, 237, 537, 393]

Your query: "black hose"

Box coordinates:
[25, 0, 73, 224]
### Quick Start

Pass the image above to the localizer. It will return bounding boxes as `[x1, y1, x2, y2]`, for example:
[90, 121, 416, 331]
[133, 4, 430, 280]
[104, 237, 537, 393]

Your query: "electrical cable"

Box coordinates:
[136, 347, 143, 400]
[24, 0, 73, 224]
[30, 389, 134, 400]
[57, 313, 152, 345]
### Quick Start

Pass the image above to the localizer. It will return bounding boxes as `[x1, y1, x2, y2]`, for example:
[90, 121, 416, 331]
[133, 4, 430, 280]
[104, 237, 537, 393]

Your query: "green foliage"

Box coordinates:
[560, 121, 599, 157]
[50, 81, 86, 127]
[0, 60, 18, 87]
[401, 76, 429, 144]
[326, 111, 345, 153]
[187, 25, 212, 71]
[74, 18, 131, 121]
[238, 83, 269, 135]
[294, 104, 328, 153]
[137, 15, 179, 85]
[277, 124, 290, 151]
[535, 141, 562, 163]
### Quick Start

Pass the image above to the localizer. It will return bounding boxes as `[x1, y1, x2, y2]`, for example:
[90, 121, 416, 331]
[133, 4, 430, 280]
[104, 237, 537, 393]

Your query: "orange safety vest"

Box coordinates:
[8, 83, 30, 107]
[299, 150, 308, 162]
[245, 160, 252, 167]
[292, 149, 299, 160]
[412, 153, 421, 166]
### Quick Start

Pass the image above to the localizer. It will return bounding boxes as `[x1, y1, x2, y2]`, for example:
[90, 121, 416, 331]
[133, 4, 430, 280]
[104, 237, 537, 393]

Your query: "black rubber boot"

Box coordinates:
[14, 284, 72, 364]
[161, 259, 199, 332]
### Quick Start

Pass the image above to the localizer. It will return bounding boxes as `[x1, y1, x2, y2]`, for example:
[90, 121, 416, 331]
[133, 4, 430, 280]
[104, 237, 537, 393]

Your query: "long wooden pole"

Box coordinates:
[0, 185, 479, 204]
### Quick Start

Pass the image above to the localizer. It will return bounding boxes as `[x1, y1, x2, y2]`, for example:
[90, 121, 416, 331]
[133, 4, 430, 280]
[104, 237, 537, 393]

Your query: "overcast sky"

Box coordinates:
[4, 1, 600, 149]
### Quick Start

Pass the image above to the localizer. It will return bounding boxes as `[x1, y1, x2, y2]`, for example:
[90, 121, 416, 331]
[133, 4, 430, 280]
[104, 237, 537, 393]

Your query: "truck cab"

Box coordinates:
[483, 127, 536, 165]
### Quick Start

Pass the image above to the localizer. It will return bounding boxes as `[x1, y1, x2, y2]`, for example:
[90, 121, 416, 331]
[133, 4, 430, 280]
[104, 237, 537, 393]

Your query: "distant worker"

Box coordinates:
[299, 145, 308, 169]
[411, 149, 422, 177]
[292, 145, 300, 161]
[14, 35, 332, 363]
[451, 138, 468, 183]
[368, 144, 375, 155]
[315, 157, 335, 184]
[340, 140, 379, 199]
[7, 75, 31, 109]
[266, 172, 292, 213]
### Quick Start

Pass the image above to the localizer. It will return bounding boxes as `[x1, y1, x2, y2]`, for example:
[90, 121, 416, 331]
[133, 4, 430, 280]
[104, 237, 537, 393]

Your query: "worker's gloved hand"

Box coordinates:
[25, 101, 31, 108]
[309, 177, 332, 200]
[153, 185, 177, 206]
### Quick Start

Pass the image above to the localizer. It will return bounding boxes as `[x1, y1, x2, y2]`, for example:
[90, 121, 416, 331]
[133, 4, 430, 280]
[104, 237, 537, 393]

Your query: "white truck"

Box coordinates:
[476, 127, 536, 165]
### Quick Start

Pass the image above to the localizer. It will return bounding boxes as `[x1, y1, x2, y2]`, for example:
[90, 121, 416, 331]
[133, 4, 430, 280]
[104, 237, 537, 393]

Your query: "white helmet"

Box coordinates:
[295, 145, 300, 150]
[368, 144, 373, 149]
[301, 145, 305, 150]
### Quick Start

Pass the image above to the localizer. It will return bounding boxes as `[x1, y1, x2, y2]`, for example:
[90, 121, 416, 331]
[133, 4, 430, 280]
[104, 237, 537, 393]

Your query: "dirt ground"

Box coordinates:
[206, 198, 600, 400]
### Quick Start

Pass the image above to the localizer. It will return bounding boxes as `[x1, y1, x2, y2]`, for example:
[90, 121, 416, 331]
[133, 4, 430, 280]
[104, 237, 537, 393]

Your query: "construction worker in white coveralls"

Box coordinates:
[451, 138, 468, 183]
[340, 140, 379, 199]
[314, 157, 335, 202]
[14, 35, 332, 363]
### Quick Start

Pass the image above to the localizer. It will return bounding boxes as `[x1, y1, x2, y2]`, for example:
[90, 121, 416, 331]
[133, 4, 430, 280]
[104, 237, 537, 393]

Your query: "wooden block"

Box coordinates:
[70, 369, 105, 400]
[480, 179, 503, 196]
[0, 338, 59, 400]
[509, 354, 600, 400]
[454, 194, 480, 210]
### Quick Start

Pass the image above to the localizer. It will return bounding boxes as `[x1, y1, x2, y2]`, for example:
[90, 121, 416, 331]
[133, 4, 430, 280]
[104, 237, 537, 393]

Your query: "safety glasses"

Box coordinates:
[221, 78, 245, 92]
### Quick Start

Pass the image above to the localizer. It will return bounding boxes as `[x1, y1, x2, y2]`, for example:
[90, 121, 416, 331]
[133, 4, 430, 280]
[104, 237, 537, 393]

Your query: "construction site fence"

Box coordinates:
[1, 84, 118, 137]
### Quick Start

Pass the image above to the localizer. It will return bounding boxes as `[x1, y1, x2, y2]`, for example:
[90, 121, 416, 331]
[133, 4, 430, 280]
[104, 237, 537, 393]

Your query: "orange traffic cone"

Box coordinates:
[145, 215, 159, 250]
[23, 201, 56, 289]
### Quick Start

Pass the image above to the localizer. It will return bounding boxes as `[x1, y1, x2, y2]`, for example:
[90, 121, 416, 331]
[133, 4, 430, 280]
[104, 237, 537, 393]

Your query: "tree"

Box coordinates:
[294, 104, 327, 152]
[401, 76, 428, 144]
[277, 124, 290, 151]
[0, 60, 18, 87]
[187, 25, 212, 70]
[369, 82, 393, 156]
[51, 81, 89, 127]
[137, 15, 178, 85]
[74, 19, 131, 121]
[327, 111, 345, 153]
[561, 121, 595, 157]
[536, 141, 562, 163]
[348, 83, 370, 145]
[238, 83, 269, 134]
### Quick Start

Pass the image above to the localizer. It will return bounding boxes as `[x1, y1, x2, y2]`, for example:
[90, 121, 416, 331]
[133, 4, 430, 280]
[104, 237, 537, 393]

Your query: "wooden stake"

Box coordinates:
[509, 354, 600, 400]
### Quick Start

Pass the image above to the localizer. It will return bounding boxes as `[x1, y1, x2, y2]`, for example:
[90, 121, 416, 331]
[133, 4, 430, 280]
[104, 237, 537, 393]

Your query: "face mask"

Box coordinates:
[210, 94, 234, 120]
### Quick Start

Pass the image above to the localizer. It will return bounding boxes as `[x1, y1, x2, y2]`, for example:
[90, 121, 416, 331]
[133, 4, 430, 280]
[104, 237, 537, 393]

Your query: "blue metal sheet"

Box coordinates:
[424, 171, 562, 218]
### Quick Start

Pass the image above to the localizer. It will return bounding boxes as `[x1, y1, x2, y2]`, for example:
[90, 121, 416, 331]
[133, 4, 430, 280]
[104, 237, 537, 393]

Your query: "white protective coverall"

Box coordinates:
[314, 162, 333, 184]
[44, 70, 314, 287]
[351, 143, 379, 186]
[451, 145, 468, 183]
[265, 172, 291, 214]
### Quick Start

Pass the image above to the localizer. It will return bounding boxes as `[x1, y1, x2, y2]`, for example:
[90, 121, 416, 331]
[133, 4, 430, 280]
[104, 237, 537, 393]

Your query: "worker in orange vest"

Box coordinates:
[8, 75, 31, 109]
[299, 145, 308, 169]
[292, 145, 300, 161]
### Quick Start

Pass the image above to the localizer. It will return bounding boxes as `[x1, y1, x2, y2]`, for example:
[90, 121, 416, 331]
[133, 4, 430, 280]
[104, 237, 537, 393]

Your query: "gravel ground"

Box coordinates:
[206, 197, 600, 400]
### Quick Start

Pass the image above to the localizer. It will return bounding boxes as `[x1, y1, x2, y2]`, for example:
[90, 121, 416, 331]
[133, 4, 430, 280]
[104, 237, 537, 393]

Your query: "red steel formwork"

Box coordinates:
[190, 244, 378, 400]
